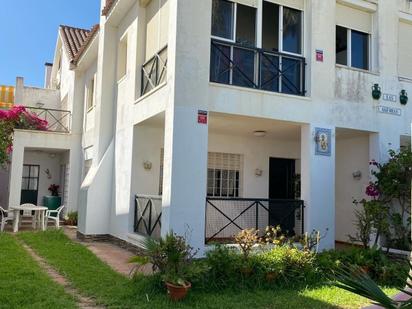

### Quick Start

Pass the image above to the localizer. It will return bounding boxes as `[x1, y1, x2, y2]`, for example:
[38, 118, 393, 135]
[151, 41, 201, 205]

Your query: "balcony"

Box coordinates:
[133, 194, 305, 244]
[25, 107, 71, 133]
[141, 46, 168, 96]
[210, 39, 306, 96]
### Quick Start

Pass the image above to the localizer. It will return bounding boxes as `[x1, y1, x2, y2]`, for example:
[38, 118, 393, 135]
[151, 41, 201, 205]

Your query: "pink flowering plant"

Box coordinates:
[350, 148, 412, 250]
[0, 105, 48, 166]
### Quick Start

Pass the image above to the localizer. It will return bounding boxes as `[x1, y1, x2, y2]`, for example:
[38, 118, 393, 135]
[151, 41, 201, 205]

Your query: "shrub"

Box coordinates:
[64, 211, 78, 226]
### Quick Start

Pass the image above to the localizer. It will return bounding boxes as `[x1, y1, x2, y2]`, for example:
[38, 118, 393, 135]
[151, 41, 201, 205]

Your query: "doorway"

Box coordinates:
[268, 158, 296, 233]
[20, 164, 40, 205]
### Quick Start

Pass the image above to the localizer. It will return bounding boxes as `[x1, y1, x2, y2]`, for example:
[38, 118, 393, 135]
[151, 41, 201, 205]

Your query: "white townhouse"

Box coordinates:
[3, 0, 412, 254]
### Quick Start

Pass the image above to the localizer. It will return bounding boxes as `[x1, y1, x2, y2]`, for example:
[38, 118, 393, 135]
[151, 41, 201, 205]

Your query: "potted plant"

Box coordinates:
[44, 184, 61, 214]
[129, 232, 198, 301]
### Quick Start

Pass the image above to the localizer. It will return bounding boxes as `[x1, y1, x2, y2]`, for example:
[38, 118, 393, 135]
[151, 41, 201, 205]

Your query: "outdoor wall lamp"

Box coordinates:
[352, 170, 362, 180]
[400, 90, 408, 105]
[371, 83, 381, 100]
[143, 161, 152, 171]
[44, 169, 52, 179]
[255, 169, 263, 177]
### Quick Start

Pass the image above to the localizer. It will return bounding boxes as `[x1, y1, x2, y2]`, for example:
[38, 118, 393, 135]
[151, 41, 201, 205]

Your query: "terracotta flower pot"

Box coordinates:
[165, 281, 191, 301]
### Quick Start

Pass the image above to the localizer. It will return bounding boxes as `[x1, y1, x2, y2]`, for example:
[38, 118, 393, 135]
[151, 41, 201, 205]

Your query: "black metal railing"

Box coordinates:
[141, 46, 168, 96]
[210, 39, 306, 96]
[25, 107, 71, 133]
[134, 194, 162, 239]
[205, 197, 304, 244]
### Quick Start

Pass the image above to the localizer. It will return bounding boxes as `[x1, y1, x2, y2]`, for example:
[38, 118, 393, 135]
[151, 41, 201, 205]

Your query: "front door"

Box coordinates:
[20, 164, 40, 205]
[268, 158, 295, 233]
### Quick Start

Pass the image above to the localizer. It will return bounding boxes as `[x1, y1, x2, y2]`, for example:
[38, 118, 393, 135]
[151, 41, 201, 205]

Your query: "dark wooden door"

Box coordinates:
[268, 158, 295, 233]
[20, 164, 40, 205]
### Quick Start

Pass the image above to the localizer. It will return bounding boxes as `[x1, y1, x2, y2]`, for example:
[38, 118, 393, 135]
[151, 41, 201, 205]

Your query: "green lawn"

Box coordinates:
[15, 230, 399, 309]
[0, 233, 77, 309]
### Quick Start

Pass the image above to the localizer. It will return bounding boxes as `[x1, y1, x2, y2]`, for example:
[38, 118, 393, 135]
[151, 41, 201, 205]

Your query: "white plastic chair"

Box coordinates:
[0, 206, 14, 232]
[45, 205, 65, 229]
[20, 203, 38, 228]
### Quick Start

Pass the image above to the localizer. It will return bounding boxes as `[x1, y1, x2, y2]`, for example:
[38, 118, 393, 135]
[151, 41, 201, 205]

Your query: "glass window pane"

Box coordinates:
[281, 57, 302, 95]
[31, 166, 39, 178]
[232, 47, 256, 87]
[29, 179, 38, 191]
[282, 7, 302, 54]
[236, 4, 256, 47]
[336, 26, 348, 65]
[210, 43, 231, 84]
[211, 0, 234, 39]
[21, 178, 29, 190]
[260, 53, 280, 92]
[23, 165, 30, 177]
[262, 1, 279, 51]
[351, 30, 369, 70]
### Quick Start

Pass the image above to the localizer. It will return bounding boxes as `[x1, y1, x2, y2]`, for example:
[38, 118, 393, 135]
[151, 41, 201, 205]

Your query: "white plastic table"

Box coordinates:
[10, 205, 48, 233]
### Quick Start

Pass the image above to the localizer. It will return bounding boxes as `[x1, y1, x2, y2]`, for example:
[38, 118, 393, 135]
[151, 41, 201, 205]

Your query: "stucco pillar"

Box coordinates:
[161, 106, 209, 253]
[301, 124, 336, 250]
[8, 144, 24, 207]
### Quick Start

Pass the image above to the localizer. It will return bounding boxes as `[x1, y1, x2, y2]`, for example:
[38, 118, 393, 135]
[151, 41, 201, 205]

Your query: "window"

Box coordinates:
[21, 165, 40, 191]
[210, 0, 305, 96]
[86, 76, 95, 110]
[207, 152, 242, 197]
[336, 26, 369, 70]
[212, 0, 234, 40]
[117, 35, 128, 80]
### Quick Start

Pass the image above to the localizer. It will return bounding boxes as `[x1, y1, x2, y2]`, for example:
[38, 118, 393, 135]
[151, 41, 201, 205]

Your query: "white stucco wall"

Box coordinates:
[335, 134, 370, 243]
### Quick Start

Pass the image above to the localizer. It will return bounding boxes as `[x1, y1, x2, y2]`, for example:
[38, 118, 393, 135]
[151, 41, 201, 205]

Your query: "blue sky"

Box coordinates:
[0, 0, 100, 88]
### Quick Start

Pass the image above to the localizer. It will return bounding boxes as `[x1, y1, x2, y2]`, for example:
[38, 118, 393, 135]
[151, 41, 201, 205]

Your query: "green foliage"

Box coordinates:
[334, 261, 412, 309]
[64, 211, 78, 226]
[0, 120, 13, 167]
[317, 247, 408, 287]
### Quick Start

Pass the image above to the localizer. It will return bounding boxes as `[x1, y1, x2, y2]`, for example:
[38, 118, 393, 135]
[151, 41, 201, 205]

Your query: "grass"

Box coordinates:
[0, 233, 77, 309]
[17, 230, 399, 309]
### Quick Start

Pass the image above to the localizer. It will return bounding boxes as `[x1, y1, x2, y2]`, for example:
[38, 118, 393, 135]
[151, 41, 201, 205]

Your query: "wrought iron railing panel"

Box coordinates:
[134, 194, 162, 239]
[25, 107, 71, 133]
[205, 197, 304, 244]
[141, 46, 168, 96]
[210, 40, 306, 96]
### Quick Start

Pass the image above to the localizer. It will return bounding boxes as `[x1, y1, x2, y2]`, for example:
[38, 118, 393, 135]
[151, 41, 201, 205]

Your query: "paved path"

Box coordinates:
[63, 226, 152, 276]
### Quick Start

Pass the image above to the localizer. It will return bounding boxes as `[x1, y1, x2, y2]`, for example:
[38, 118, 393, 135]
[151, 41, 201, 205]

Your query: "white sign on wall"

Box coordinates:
[382, 93, 397, 103]
[377, 105, 402, 116]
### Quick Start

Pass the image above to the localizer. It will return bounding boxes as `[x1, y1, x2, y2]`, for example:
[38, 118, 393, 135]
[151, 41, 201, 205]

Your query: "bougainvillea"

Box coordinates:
[0, 105, 48, 167]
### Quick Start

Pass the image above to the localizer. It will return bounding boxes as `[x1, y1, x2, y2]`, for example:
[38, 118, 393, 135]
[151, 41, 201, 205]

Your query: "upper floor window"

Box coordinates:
[86, 76, 95, 111]
[336, 26, 369, 70]
[335, 4, 372, 71]
[210, 0, 305, 96]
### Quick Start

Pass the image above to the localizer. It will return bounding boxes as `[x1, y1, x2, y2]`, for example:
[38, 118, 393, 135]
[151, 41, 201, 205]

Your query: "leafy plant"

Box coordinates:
[0, 106, 48, 167]
[334, 262, 412, 309]
[235, 228, 259, 260]
[48, 184, 60, 196]
[130, 233, 199, 286]
[64, 211, 78, 226]
[262, 225, 288, 246]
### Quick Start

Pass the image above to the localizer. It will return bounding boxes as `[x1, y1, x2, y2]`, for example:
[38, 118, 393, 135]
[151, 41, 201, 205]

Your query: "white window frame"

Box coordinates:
[86, 75, 95, 112]
[336, 25, 371, 71]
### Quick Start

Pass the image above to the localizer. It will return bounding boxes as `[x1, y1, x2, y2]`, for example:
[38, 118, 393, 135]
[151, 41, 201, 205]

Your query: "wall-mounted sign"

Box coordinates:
[382, 93, 397, 103]
[377, 105, 401, 116]
[316, 50, 324, 62]
[198, 110, 208, 124]
[315, 128, 332, 156]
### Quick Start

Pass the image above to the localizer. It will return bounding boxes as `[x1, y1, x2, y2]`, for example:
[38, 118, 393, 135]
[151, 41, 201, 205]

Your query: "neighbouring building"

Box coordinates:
[2, 0, 412, 254]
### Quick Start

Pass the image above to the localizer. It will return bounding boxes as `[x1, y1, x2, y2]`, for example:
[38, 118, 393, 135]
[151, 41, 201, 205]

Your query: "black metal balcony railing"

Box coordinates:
[134, 195, 162, 239]
[26, 107, 71, 133]
[205, 197, 304, 244]
[210, 39, 306, 96]
[141, 46, 168, 96]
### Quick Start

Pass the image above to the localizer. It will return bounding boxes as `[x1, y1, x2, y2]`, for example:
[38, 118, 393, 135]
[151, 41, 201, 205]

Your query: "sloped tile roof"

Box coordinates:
[102, 0, 118, 16]
[59, 24, 100, 66]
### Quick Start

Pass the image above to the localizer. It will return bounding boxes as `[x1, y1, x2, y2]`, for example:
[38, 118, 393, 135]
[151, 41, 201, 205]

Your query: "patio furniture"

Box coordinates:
[20, 203, 40, 228]
[0, 206, 14, 232]
[45, 205, 65, 229]
[10, 205, 48, 233]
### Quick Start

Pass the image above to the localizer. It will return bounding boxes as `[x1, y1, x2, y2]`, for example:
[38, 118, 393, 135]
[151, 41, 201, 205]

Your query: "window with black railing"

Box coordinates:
[210, 0, 306, 96]
[141, 46, 168, 96]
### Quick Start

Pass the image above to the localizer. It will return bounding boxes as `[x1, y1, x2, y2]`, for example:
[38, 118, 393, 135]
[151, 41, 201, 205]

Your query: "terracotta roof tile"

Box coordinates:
[102, 0, 118, 17]
[59, 24, 100, 66]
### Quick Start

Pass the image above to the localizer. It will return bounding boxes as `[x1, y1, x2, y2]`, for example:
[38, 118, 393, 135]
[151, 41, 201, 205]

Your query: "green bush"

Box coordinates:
[316, 247, 408, 286]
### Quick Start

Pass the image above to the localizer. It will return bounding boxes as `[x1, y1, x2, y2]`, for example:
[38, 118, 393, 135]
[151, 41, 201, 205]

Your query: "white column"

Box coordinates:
[8, 144, 24, 208]
[162, 106, 208, 253]
[301, 124, 336, 250]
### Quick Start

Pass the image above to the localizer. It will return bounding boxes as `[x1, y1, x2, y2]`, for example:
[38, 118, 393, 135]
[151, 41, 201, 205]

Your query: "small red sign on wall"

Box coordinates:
[316, 50, 324, 62]
[198, 110, 208, 124]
